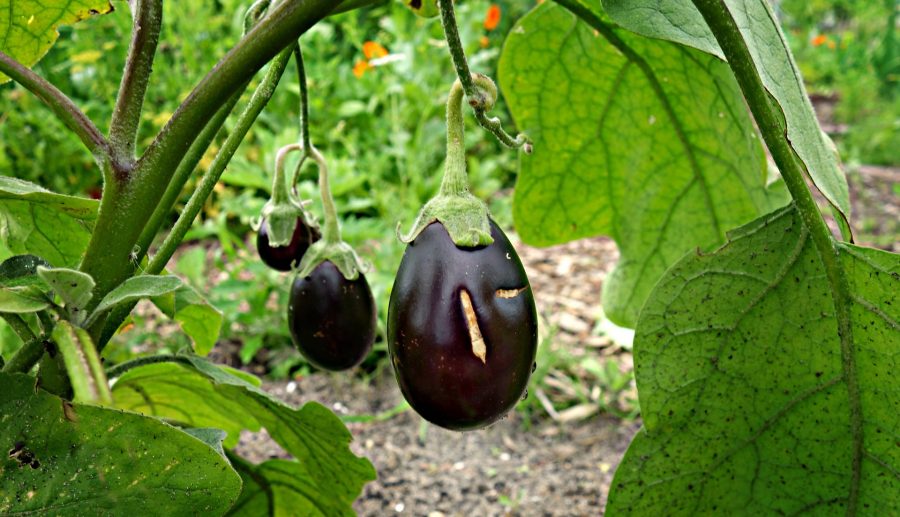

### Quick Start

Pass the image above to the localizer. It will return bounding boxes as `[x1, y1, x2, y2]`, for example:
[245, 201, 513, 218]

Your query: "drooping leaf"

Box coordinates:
[88, 275, 183, 326]
[150, 285, 222, 355]
[0, 0, 114, 83]
[600, 0, 850, 219]
[0, 254, 50, 288]
[607, 205, 900, 514]
[37, 266, 94, 320]
[183, 428, 228, 459]
[0, 287, 49, 313]
[0, 372, 242, 515]
[228, 459, 352, 517]
[0, 176, 98, 268]
[111, 355, 376, 513]
[499, 2, 788, 326]
[51, 320, 110, 405]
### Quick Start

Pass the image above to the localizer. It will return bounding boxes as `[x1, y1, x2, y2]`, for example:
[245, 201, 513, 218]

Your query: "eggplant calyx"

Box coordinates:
[296, 240, 367, 281]
[260, 197, 318, 248]
[397, 193, 493, 248]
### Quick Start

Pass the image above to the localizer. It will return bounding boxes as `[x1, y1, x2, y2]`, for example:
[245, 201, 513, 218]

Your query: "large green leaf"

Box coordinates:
[111, 356, 376, 513]
[608, 205, 900, 514]
[0, 372, 241, 515]
[0, 176, 98, 268]
[499, 3, 787, 326]
[0, 0, 114, 83]
[600, 0, 850, 220]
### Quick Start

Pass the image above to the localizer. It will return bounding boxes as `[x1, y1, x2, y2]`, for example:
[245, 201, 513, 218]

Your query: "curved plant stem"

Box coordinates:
[105, 354, 192, 378]
[273, 143, 303, 205]
[439, 80, 468, 197]
[0, 51, 110, 163]
[109, 0, 163, 164]
[688, 1, 861, 513]
[77, 0, 339, 311]
[311, 147, 341, 245]
[436, 0, 530, 151]
[146, 48, 294, 276]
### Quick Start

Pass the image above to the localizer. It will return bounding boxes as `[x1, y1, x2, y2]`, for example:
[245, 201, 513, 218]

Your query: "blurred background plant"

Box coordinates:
[1, 0, 896, 423]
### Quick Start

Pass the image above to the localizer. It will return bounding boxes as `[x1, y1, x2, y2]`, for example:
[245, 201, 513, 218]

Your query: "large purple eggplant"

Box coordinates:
[388, 220, 538, 430]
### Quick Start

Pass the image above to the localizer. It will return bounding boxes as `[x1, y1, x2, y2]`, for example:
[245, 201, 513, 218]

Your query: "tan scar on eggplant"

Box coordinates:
[495, 286, 528, 299]
[459, 289, 487, 363]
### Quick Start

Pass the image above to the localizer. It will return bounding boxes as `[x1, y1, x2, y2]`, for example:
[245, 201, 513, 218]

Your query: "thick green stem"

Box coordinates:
[145, 48, 294, 277]
[438, 80, 468, 197]
[689, 1, 861, 514]
[77, 0, 340, 311]
[311, 147, 341, 245]
[1, 313, 36, 344]
[109, 0, 163, 164]
[106, 354, 192, 378]
[135, 88, 245, 261]
[1, 338, 46, 374]
[0, 51, 110, 163]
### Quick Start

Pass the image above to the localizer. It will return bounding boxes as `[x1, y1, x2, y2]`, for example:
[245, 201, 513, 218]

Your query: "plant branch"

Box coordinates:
[105, 354, 192, 378]
[689, 1, 861, 513]
[1, 338, 46, 374]
[109, 0, 163, 164]
[0, 51, 110, 162]
[145, 48, 294, 278]
[77, 0, 340, 311]
[0, 313, 36, 344]
[294, 45, 312, 154]
[135, 88, 246, 262]
[437, 0, 531, 152]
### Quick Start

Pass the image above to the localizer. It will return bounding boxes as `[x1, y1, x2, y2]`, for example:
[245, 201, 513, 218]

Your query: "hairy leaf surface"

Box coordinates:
[601, 0, 850, 219]
[608, 205, 900, 514]
[0, 372, 241, 515]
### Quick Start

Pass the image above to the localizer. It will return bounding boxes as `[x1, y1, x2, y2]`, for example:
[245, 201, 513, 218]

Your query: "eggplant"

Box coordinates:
[388, 220, 538, 430]
[288, 260, 376, 371]
[257, 217, 319, 272]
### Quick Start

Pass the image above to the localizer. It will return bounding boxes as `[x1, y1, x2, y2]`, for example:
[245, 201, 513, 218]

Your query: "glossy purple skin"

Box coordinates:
[288, 261, 376, 371]
[388, 220, 538, 430]
[257, 218, 319, 272]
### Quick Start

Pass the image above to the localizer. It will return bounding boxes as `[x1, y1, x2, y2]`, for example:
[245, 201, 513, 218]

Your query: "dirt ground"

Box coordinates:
[231, 164, 896, 516]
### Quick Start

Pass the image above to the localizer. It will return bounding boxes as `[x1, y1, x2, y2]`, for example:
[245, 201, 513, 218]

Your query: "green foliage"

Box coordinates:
[111, 355, 376, 514]
[0, 177, 97, 268]
[0, 0, 114, 83]
[608, 205, 900, 514]
[500, 2, 788, 326]
[601, 0, 852, 216]
[0, 372, 242, 515]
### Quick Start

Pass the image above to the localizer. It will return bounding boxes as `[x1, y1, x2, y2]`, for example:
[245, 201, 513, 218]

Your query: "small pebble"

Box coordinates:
[394, 502, 405, 512]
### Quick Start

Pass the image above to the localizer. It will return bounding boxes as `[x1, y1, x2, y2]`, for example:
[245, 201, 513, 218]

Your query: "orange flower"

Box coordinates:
[811, 34, 828, 47]
[363, 41, 388, 60]
[484, 4, 501, 31]
[353, 59, 371, 78]
[479, 35, 490, 48]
